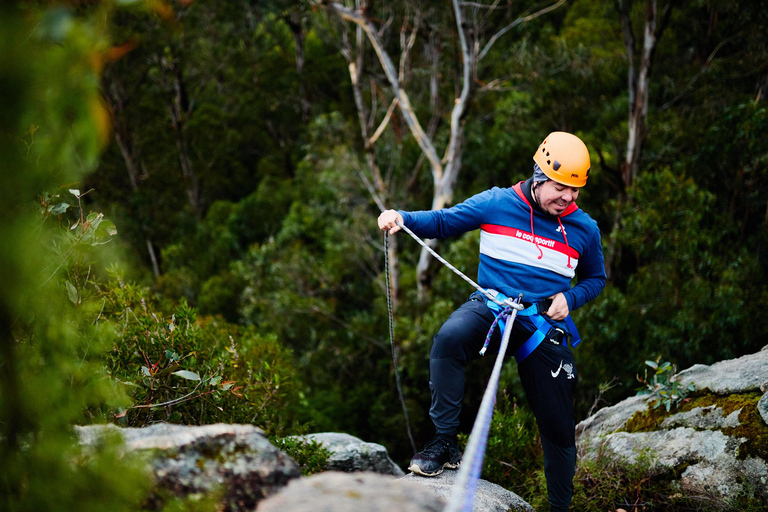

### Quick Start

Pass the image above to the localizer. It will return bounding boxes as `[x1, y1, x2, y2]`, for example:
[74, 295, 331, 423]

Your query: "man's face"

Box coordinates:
[534, 180, 580, 216]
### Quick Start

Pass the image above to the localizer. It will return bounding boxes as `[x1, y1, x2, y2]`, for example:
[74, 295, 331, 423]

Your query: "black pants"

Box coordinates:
[428, 298, 578, 512]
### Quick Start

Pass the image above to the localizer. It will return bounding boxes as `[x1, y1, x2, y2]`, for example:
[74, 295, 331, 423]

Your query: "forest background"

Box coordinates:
[2, 0, 768, 510]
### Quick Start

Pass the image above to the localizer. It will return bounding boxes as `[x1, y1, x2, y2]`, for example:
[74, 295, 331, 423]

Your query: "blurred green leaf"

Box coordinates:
[171, 370, 201, 381]
[49, 202, 69, 215]
[65, 280, 79, 305]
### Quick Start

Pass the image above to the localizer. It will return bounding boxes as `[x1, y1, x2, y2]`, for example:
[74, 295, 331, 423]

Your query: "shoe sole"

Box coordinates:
[407, 460, 461, 477]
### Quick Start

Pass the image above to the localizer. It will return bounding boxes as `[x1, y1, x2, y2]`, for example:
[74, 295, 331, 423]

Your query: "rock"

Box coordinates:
[577, 347, 768, 506]
[576, 394, 648, 439]
[256, 471, 445, 512]
[598, 428, 738, 474]
[759, 392, 768, 426]
[659, 404, 741, 430]
[76, 423, 300, 510]
[677, 348, 768, 394]
[294, 432, 405, 476]
[402, 470, 535, 512]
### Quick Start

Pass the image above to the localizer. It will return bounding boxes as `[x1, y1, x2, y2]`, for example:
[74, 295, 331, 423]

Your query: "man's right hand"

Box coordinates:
[378, 210, 404, 234]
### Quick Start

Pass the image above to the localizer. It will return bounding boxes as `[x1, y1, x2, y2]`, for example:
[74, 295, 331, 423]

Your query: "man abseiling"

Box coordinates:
[378, 132, 606, 512]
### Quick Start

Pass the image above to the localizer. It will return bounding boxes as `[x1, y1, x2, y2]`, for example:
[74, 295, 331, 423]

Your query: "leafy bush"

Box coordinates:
[636, 357, 695, 412]
[100, 278, 303, 436]
[1, 4, 153, 512]
[272, 436, 331, 476]
[569, 442, 768, 512]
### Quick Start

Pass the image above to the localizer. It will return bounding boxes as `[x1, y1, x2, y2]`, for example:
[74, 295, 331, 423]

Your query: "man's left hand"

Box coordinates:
[544, 293, 569, 321]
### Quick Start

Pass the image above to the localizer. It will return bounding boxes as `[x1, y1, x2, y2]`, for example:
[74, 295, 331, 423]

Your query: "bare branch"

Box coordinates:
[437, 0, 474, 203]
[368, 78, 378, 129]
[367, 98, 399, 149]
[328, 2, 444, 181]
[477, 0, 566, 62]
[358, 167, 387, 212]
[460, 1, 504, 8]
[399, 9, 421, 84]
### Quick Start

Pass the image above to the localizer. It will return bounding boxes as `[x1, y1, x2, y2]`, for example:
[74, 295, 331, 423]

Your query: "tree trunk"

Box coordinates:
[339, 2, 401, 306]
[623, 0, 656, 188]
[286, 8, 311, 122]
[104, 73, 162, 277]
[606, 0, 664, 281]
[159, 53, 200, 217]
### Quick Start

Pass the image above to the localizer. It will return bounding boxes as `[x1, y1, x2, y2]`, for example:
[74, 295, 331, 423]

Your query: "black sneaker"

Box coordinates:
[407, 437, 462, 477]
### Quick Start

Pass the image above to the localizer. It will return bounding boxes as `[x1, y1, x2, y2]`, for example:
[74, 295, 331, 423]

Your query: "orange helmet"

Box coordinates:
[532, 132, 591, 187]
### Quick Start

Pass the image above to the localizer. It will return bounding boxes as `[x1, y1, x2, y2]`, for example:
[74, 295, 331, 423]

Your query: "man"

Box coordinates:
[378, 132, 606, 512]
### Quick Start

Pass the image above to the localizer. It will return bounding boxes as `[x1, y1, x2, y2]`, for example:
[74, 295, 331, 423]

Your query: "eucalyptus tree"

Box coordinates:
[320, 0, 566, 295]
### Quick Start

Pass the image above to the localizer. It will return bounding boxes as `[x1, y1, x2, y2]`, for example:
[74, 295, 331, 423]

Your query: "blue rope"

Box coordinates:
[479, 306, 510, 356]
[445, 299, 520, 512]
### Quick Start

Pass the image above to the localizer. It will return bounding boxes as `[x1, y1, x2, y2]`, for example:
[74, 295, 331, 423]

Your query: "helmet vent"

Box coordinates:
[553, 160, 561, 171]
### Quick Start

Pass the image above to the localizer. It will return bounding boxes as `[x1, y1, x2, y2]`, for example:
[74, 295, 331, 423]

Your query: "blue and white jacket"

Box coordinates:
[399, 179, 606, 314]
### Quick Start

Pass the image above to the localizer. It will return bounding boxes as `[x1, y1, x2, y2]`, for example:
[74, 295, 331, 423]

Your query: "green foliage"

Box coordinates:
[0, 3, 151, 512]
[101, 278, 303, 435]
[635, 357, 695, 412]
[567, 446, 676, 512]
[272, 436, 332, 476]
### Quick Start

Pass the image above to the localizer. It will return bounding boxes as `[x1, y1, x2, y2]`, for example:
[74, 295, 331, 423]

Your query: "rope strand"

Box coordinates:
[394, 221, 521, 310]
[385, 232, 417, 454]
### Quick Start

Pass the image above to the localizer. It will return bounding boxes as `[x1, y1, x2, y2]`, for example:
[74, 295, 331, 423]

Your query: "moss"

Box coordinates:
[624, 404, 668, 433]
[622, 391, 768, 461]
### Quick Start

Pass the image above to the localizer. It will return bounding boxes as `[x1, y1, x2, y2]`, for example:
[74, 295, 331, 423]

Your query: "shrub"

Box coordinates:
[272, 435, 332, 476]
[636, 357, 695, 412]
[100, 278, 303, 436]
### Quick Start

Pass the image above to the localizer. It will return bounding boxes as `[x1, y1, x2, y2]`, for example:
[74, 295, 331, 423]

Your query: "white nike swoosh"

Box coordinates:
[551, 361, 563, 378]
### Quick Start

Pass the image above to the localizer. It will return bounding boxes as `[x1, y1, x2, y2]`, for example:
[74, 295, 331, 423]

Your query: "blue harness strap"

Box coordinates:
[482, 291, 581, 363]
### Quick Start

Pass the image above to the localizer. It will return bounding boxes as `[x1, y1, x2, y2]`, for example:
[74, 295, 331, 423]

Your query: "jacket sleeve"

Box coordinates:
[563, 226, 606, 312]
[398, 189, 496, 239]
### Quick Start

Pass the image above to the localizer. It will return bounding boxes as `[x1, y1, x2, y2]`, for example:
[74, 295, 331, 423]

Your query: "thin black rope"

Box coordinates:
[385, 231, 417, 454]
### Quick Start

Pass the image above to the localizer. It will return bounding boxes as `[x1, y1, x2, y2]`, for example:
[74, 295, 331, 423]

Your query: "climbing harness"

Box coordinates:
[385, 231, 417, 454]
[395, 220, 579, 363]
[479, 289, 582, 363]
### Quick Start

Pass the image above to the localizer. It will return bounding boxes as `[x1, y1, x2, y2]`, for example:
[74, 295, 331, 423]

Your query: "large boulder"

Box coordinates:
[76, 423, 534, 511]
[402, 470, 535, 512]
[256, 471, 444, 512]
[256, 470, 534, 512]
[293, 432, 405, 476]
[75, 423, 300, 510]
[577, 346, 768, 506]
